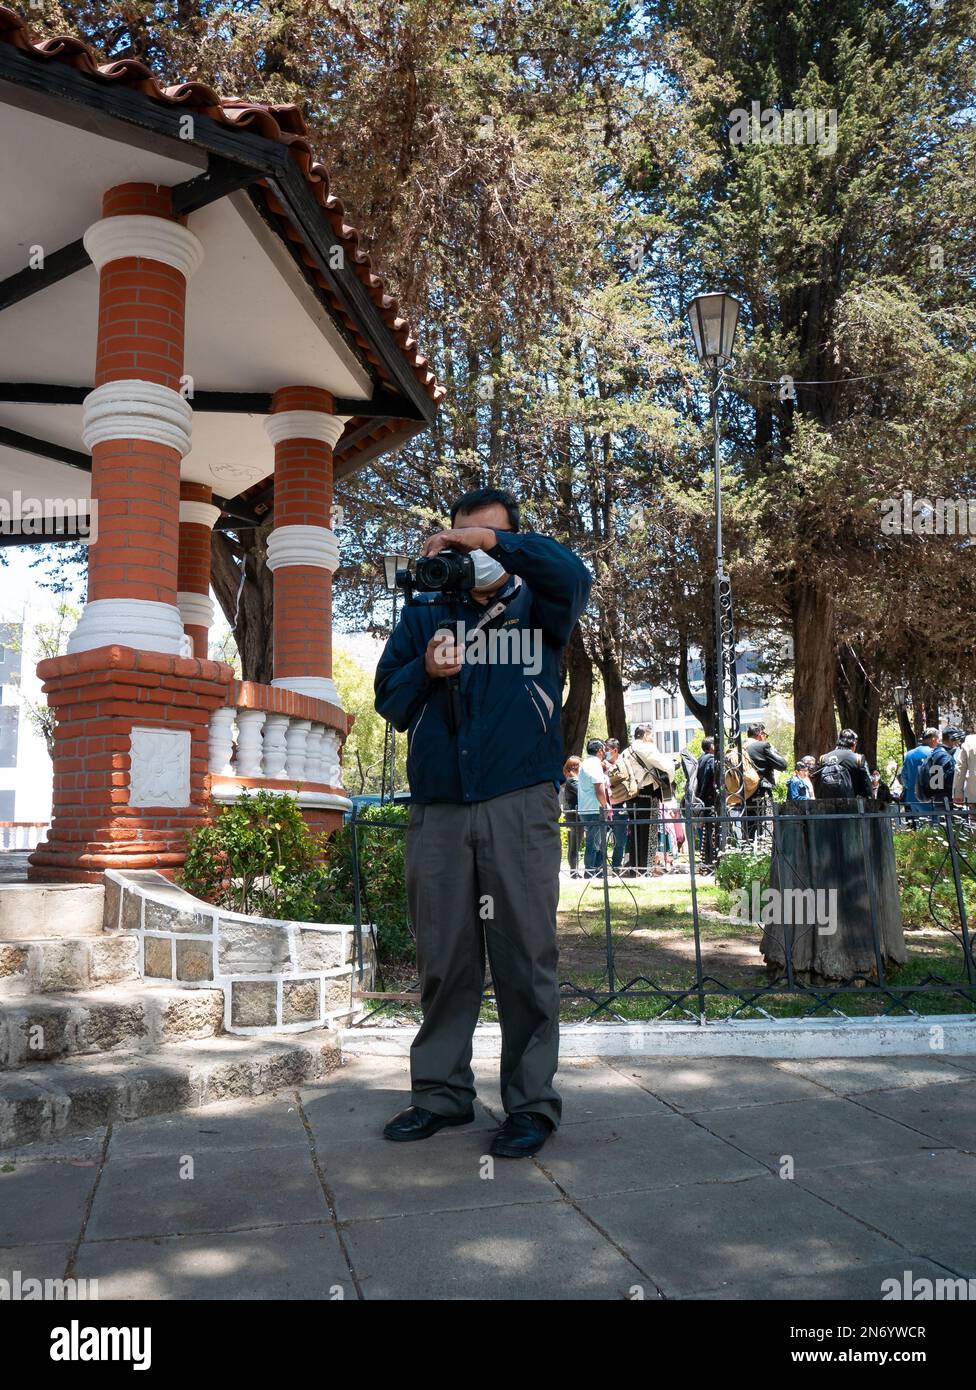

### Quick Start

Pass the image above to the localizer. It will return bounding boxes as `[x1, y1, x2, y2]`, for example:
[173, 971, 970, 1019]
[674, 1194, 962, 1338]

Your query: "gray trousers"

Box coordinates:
[405, 781, 562, 1128]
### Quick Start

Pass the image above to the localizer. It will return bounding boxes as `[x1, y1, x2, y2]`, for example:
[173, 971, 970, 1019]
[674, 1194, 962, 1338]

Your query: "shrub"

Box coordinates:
[714, 846, 771, 895]
[893, 824, 976, 932]
[180, 790, 327, 921]
[315, 803, 414, 967]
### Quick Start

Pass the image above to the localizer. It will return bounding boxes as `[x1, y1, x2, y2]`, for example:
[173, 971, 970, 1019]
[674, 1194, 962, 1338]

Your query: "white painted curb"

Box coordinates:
[339, 1015, 976, 1060]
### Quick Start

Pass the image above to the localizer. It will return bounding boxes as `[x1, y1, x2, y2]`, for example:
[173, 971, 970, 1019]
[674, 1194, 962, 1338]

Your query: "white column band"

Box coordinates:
[264, 411, 349, 449]
[177, 591, 215, 630]
[179, 501, 221, 529]
[84, 216, 204, 279]
[266, 524, 340, 573]
[83, 380, 193, 456]
[67, 598, 187, 656]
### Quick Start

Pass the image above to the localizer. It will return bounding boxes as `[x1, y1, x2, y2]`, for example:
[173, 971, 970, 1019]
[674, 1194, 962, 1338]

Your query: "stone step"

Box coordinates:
[0, 883, 105, 940]
[0, 934, 140, 996]
[0, 1030, 341, 1147]
[0, 985, 224, 1068]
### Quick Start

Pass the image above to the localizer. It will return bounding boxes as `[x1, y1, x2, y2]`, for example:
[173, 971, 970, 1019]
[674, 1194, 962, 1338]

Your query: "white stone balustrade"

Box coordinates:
[207, 704, 346, 793]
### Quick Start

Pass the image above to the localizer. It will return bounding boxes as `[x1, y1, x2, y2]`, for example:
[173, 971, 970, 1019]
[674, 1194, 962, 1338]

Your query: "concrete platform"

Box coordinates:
[3, 1054, 973, 1300]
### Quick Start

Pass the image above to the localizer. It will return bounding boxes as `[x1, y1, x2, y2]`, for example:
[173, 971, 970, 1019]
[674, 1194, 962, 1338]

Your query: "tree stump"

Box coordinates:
[760, 799, 907, 982]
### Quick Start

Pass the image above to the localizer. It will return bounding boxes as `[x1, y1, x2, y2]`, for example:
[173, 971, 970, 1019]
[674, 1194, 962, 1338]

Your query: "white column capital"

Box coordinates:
[179, 501, 221, 529]
[84, 215, 204, 279]
[266, 524, 339, 574]
[83, 380, 193, 457]
[264, 411, 348, 449]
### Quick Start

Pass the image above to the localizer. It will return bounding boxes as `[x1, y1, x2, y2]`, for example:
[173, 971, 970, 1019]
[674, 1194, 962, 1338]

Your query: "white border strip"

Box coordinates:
[339, 1016, 976, 1059]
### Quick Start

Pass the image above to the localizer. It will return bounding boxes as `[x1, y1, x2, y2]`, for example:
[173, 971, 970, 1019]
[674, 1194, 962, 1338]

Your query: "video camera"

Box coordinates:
[395, 550, 476, 604]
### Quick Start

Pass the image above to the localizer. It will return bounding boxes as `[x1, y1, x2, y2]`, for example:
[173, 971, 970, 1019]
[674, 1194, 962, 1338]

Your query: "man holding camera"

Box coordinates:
[374, 488, 591, 1157]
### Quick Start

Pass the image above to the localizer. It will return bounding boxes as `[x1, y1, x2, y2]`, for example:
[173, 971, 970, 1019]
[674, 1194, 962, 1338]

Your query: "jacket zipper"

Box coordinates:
[408, 700, 429, 755]
[526, 684, 548, 732]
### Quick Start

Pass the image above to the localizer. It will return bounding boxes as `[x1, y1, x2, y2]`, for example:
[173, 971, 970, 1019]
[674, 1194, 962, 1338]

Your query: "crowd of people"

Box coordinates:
[560, 726, 686, 877]
[558, 718, 976, 878]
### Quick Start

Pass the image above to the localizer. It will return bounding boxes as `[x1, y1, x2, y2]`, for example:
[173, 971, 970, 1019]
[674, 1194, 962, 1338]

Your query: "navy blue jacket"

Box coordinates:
[374, 530, 592, 804]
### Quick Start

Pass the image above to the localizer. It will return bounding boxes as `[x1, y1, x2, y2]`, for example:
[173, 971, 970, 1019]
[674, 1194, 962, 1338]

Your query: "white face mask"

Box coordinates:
[469, 548, 507, 589]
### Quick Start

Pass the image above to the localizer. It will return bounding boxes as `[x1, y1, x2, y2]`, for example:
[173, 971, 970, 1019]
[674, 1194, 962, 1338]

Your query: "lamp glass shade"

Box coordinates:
[685, 293, 742, 367]
[383, 554, 409, 591]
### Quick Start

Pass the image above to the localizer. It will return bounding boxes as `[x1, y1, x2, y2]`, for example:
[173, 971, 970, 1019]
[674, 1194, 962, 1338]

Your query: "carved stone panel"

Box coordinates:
[129, 727, 192, 808]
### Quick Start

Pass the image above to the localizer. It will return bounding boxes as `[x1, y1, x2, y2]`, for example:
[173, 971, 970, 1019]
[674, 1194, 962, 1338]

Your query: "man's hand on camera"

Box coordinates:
[425, 632, 464, 678]
[421, 526, 497, 557]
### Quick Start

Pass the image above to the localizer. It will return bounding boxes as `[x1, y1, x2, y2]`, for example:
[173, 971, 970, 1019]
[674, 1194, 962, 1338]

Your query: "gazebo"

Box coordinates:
[0, 8, 442, 882]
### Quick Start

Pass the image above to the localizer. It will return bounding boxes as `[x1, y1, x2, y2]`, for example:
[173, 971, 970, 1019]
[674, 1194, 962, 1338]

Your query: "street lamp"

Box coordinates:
[685, 292, 743, 846]
[380, 553, 409, 802]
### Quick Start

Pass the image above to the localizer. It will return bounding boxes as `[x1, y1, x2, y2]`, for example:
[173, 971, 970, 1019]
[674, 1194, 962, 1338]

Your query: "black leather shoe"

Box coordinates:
[490, 1111, 554, 1159]
[382, 1104, 475, 1142]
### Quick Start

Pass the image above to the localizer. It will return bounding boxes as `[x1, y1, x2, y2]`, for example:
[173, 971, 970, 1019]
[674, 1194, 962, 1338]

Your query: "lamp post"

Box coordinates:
[685, 293, 743, 845]
[380, 553, 409, 802]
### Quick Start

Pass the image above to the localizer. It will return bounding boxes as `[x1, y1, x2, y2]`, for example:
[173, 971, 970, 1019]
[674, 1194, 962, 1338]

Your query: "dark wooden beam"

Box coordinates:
[0, 240, 90, 315]
[0, 524, 92, 549]
[0, 384, 422, 420]
[0, 155, 257, 315]
[0, 426, 90, 472]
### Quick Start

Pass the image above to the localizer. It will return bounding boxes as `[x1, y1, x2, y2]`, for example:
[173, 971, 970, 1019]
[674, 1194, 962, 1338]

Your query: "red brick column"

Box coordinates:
[178, 482, 219, 658]
[70, 183, 202, 655]
[28, 186, 231, 882]
[264, 387, 347, 706]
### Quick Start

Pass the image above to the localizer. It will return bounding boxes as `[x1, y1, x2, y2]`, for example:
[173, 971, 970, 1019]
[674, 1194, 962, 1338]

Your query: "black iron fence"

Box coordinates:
[345, 798, 976, 1024]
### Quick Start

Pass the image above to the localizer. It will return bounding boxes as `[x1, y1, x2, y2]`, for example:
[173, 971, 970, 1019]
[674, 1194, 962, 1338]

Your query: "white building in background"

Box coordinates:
[624, 643, 791, 754]
[0, 617, 53, 841]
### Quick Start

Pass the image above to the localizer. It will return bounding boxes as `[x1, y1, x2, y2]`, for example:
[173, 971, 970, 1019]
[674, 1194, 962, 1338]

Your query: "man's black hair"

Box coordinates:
[586, 737, 606, 756]
[451, 488, 520, 532]
[605, 737, 620, 750]
[701, 737, 715, 753]
[746, 721, 766, 738]
[633, 724, 651, 739]
[838, 728, 858, 748]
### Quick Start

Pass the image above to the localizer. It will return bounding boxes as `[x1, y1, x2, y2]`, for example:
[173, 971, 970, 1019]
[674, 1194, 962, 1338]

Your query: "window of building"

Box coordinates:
[0, 706, 18, 768]
[654, 698, 662, 721]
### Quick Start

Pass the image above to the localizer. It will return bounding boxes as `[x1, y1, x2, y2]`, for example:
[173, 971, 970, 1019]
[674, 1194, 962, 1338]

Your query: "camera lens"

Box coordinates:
[421, 555, 452, 588]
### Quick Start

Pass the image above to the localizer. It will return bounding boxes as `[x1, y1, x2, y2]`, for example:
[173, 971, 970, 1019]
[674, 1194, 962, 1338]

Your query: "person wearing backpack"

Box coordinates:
[627, 725, 676, 873]
[813, 729, 873, 800]
[560, 756, 582, 877]
[743, 722, 788, 841]
[916, 727, 964, 817]
[695, 737, 718, 867]
[603, 738, 630, 872]
[900, 727, 940, 821]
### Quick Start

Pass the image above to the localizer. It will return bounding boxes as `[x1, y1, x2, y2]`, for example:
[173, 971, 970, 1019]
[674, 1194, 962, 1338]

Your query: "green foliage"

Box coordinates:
[332, 646, 407, 795]
[714, 846, 771, 898]
[893, 826, 976, 933]
[180, 790, 327, 921]
[315, 804, 414, 967]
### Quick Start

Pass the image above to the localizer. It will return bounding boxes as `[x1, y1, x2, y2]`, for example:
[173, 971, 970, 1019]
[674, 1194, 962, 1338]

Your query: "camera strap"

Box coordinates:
[463, 576, 523, 643]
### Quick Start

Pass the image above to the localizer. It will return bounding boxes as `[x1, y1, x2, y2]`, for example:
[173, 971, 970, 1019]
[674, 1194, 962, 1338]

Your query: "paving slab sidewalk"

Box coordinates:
[1, 1053, 974, 1301]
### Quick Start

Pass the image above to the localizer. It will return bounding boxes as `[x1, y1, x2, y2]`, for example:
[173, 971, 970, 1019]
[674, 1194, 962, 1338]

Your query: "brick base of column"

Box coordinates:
[28, 646, 234, 883]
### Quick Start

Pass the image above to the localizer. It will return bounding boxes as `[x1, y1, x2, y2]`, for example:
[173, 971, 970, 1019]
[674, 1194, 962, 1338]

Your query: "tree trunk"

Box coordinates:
[599, 652, 628, 746]
[211, 525, 275, 684]
[678, 629, 713, 735]
[835, 642, 881, 769]
[560, 622, 592, 756]
[787, 574, 837, 761]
